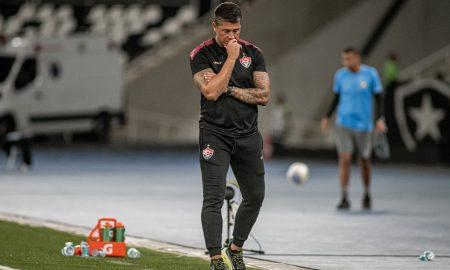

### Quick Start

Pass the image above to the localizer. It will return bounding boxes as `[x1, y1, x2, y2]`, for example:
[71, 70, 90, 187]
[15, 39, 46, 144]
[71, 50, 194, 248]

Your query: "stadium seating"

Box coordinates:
[0, 2, 200, 59]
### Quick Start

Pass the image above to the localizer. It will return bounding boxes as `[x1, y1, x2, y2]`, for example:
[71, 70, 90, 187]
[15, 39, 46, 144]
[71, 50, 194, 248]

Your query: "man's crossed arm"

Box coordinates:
[193, 69, 270, 106]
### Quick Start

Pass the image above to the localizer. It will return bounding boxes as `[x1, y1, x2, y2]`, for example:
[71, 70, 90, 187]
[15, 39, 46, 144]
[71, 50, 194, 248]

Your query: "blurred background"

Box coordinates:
[0, 1, 449, 269]
[0, 0, 449, 164]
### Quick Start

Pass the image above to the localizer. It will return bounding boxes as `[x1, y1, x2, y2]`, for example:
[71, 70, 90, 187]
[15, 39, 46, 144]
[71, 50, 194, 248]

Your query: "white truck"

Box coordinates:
[0, 35, 124, 140]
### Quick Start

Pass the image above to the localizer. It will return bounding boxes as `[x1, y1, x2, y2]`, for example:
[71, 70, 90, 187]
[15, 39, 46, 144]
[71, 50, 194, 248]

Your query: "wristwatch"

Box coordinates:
[225, 85, 234, 96]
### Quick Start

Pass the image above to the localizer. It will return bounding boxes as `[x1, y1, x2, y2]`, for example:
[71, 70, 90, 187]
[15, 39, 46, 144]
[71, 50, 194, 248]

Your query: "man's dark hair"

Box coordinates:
[343, 47, 360, 55]
[214, 2, 242, 25]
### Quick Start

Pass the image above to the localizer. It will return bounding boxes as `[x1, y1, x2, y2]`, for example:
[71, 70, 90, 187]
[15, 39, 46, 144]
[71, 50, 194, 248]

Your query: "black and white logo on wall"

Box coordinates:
[395, 79, 450, 152]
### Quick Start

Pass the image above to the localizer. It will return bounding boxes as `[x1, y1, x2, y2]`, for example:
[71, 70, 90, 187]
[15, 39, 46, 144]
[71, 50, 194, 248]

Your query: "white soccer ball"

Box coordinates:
[287, 162, 309, 185]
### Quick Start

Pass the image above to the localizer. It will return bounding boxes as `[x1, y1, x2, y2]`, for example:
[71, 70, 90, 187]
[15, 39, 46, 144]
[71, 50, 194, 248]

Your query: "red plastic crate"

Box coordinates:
[87, 217, 126, 257]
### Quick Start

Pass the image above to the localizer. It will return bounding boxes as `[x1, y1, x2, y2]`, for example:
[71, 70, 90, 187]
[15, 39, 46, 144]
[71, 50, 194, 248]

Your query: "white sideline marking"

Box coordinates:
[0, 266, 21, 270]
[106, 260, 136, 266]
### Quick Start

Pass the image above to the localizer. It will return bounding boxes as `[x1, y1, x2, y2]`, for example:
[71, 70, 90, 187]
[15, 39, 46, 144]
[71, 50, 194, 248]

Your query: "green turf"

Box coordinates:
[0, 220, 258, 270]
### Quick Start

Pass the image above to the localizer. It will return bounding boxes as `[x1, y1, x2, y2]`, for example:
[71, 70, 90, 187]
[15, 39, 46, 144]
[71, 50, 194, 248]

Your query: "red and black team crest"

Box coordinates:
[239, 55, 252, 68]
[202, 145, 214, 159]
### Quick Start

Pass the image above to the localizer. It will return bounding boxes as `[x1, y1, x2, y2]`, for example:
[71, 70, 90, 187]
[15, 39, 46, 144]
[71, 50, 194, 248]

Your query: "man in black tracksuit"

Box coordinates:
[189, 2, 270, 270]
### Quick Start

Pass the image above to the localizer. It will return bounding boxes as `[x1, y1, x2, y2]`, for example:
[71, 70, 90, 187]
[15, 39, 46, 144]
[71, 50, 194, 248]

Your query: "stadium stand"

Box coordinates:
[0, 0, 199, 59]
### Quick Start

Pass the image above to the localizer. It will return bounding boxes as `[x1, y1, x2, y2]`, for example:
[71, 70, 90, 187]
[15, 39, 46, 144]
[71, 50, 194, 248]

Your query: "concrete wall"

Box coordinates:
[239, 0, 360, 61]
[366, 0, 450, 69]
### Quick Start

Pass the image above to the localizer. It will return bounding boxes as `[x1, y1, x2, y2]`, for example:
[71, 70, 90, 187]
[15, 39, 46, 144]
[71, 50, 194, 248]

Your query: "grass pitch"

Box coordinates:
[0, 220, 258, 270]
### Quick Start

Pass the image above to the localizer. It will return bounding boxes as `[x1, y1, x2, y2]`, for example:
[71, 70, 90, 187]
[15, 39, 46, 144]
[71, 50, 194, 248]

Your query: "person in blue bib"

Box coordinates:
[321, 47, 386, 210]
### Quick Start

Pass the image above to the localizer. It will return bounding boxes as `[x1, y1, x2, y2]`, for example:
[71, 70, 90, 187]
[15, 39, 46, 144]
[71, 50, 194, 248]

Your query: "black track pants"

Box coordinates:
[199, 129, 265, 256]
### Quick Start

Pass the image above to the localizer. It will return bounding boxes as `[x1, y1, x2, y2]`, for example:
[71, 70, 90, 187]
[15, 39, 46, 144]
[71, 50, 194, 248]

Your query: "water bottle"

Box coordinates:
[420, 250, 435, 261]
[101, 222, 114, 242]
[115, 222, 125, 242]
[127, 248, 141, 258]
[424, 250, 435, 261]
[419, 254, 428, 261]
[81, 241, 90, 257]
[61, 242, 75, 256]
[92, 248, 106, 257]
[74, 245, 81, 256]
